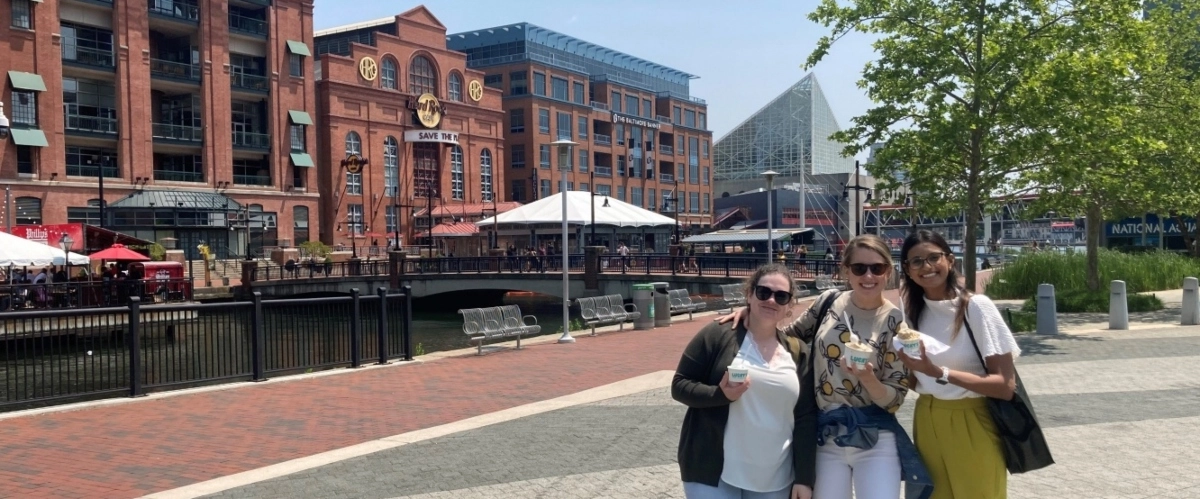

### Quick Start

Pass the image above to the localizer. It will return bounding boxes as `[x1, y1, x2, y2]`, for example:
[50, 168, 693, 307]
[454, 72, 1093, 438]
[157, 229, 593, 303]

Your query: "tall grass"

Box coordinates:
[988, 249, 1200, 299]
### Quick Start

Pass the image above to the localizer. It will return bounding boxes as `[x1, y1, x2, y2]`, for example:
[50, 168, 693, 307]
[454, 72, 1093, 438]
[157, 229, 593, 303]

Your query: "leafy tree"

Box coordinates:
[806, 0, 1145, 290]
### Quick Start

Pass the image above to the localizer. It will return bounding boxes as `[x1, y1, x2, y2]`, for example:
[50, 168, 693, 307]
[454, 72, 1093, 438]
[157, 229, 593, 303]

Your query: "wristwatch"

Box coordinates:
[935, 366, 951, 385]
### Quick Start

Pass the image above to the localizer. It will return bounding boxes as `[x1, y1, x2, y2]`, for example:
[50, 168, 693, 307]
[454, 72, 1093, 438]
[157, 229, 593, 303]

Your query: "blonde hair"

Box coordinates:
[840, 234, 894, 270]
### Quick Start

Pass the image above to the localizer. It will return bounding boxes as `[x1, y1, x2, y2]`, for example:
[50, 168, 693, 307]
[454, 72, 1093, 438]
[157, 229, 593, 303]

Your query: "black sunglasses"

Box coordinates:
[754, 285, 793, 305]
[848, 263, 890, 277]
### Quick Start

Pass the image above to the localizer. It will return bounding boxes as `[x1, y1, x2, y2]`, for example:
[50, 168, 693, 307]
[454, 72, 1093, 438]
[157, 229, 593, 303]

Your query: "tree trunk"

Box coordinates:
[1179, 213, 1200, 258]
[1086, 202, 1102, 292]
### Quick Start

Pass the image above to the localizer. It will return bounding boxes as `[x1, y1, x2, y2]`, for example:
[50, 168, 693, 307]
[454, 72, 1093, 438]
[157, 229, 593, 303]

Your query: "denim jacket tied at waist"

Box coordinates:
[817, 404, 933, 499]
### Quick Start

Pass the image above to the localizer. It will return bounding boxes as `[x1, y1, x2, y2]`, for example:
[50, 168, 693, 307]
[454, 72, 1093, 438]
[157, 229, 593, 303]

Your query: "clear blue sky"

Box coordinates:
[314, 0, 879, 152]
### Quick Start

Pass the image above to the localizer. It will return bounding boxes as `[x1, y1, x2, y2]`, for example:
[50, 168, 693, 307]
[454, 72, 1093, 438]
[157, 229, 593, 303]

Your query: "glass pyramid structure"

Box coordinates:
[713, 73, 855, 182]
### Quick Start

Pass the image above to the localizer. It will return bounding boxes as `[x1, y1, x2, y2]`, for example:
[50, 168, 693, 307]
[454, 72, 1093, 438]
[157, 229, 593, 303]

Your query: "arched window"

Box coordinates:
[408, 55, 437, 95]
[15, 197, 42, 225]
[448, 72, 463, 101]
[450, 146, 464, 200]
[480, 149, 493, 202]
[345, 131, 362, 195]
[383, 136, 399, 197]
[380, 58, 397, 90]
[345, 131, 361, 155]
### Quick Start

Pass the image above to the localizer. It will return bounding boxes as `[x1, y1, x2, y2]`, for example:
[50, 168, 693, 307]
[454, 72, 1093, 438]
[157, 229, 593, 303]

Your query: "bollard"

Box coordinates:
[1183, 277, 1200, 326]
[1109, 280, 1128, 330]
[1036, 283, 1058, 335]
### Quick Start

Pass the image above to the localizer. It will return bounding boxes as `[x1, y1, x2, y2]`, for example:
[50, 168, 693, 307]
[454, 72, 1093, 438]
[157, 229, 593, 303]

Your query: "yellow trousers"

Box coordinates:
[913, 395, 1007, 499]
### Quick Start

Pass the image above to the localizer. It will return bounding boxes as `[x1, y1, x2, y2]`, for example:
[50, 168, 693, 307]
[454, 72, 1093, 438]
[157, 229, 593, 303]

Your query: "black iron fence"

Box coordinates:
[0, 278, 195, 312]
[0, 286, 413, 412]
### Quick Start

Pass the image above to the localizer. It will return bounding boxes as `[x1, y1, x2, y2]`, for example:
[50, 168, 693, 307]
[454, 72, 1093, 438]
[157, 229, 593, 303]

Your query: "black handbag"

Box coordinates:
[964, 318, 1055, 474]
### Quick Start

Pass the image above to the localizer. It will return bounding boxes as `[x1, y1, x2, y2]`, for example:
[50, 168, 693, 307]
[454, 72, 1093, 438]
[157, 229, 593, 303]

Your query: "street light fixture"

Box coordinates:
[762, 170, 778, 264]
[551, 139, 577, 344]
[60, 234, 74, 282]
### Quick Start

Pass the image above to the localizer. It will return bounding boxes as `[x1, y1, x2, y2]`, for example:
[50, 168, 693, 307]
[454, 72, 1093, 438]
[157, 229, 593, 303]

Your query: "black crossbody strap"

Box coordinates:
[816, 290, 842, 326]
[961, 299, 990, 371]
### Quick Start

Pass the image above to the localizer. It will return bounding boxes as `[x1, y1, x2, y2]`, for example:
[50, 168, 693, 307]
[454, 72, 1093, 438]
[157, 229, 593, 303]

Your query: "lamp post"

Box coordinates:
[1, 103, 10, 232]
[426, 184, 438, 257]
[551, 139, 577, 344]
[762, 170, 778, 263]
[60, 234, 74, 282]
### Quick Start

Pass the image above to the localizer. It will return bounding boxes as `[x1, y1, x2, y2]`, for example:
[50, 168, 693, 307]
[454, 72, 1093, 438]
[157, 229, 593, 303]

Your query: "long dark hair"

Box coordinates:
[900, 230, 968, 335]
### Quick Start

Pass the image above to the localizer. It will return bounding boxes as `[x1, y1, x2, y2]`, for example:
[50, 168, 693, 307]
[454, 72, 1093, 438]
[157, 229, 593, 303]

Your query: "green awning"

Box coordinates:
[8, 71, 46, 92]
[288, 110, 313, 125]
[290, 153, 315, 167]
[286, 40, 311, 57]
[10, 129, 48, 147]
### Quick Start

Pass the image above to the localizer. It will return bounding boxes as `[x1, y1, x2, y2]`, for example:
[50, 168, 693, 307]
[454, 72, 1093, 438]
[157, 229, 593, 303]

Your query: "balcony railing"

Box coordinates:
[656, 115, 671, 123]
[67, 165, 119, 178]
[594, 167, 613, 177]
[62, 46, 115, 70]
[232, 130, 270, 149]
[229, 12, 268, 37]
[660, 173, 675, 183]
[150, 58, 201, 82]
[593, 134, 612, 146]
[659, 145, 674, 155]
[152, 123, 203, 142]
[64, 114, 118, 135]
[231, 72, 269, 92]
[589, 101, 609, 111]
[154, 170, 204, 182]
[233, 174, 271, 186]
[148, 1, 200, 23]
[656, 90, 707, 106]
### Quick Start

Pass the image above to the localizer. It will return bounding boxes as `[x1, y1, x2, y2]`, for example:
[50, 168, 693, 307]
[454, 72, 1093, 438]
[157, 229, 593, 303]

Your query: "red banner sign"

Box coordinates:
[9, 224, 85, 251]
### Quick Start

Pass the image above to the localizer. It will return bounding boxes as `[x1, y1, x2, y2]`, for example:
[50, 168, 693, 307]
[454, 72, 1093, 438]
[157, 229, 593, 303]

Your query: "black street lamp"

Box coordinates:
[426, 184, 439, 257]
[842, 160, 872, 238]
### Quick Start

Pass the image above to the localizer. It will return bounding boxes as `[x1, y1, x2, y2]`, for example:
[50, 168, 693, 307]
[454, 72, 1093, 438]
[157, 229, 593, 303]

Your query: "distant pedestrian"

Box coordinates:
[618, 242, 630, 271]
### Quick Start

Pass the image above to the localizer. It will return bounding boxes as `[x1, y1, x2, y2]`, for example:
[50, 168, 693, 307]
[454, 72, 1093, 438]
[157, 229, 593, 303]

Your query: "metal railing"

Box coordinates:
[594, 166, 613, 177]
[233, 174, 271, 186]
[231, 72, 269, 92]
[232, 130, 270, 149]
[62, 46, 115, 69]
[152, 122, 203, 142]
[228, 12, 268, 36]
[659, 144, 674, 155]
[656, 90, 707, 106]
[1, 278, 193, 312]
[593, 134, 612, 146]
[64, 114, 118, 134]
[659, 173, 675, 183]
[154, 169, 204, 182]
[0, 288, 413, 412]
[67, 165, 119, 178]
[150, 58, 201, 82]
[589, 101, 609, 111]
[656, 115, 671, 123]
[149, 0, 199, 22]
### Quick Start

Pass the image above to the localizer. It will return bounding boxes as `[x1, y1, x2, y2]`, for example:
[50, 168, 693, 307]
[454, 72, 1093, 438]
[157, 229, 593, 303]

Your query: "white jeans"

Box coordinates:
[813, 431, 901, 499]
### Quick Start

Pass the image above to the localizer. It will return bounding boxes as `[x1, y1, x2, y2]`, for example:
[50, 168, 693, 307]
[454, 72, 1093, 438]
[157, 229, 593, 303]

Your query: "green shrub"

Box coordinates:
[1020, 289, 1164, 313]
[989, 249, 1200, 299]
[299, 240, 333, 258]
[1000, 309, 1038, 333]
[148, 243, 166, 261]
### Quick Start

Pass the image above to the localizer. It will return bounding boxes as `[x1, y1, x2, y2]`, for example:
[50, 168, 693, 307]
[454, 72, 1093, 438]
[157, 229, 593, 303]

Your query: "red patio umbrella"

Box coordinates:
[89, 243, 150, 261]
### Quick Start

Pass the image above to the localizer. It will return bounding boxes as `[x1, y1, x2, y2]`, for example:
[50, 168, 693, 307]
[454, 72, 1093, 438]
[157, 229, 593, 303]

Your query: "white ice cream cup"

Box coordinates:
[727, 366, 748, 384]
[846, 345, 873, 370]
[900, 337, 922, 358]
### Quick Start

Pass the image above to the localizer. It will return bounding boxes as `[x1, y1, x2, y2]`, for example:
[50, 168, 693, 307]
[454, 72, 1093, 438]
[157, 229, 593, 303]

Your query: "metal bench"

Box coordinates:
[718, 284, 746, 311]
[815, 276, 847, 292]
[500, 304, 541, 338]
[576, 294, 640, 336]
[668, 289, 707, 320]
[458, 306, 529, 355]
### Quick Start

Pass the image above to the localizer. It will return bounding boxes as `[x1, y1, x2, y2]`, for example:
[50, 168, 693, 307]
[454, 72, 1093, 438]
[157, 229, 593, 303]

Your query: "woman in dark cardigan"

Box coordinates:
[673, 263, 817, 499]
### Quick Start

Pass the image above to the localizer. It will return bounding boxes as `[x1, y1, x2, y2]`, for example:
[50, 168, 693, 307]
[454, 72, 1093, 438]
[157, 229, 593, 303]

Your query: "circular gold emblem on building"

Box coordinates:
[415, 93, 443, 128]
[468, 80, 484, 102]
[358, 57, 377, 81]
[343, 154, 364, 174]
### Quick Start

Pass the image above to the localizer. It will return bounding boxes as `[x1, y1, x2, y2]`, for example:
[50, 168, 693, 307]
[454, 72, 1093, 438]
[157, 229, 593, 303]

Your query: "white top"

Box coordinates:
[722, 332, 801, 492]
[912, 295, 1021, 400]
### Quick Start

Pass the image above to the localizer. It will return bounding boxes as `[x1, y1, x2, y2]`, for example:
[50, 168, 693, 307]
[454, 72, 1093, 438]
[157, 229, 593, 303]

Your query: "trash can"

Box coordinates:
[632, 283, 655, 330]
[652, 282, 671, 327]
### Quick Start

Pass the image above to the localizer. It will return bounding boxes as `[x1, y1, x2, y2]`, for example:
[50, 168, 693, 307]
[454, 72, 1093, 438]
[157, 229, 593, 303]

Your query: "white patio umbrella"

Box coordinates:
[475, 191, 677, 227]
[0, 231, 90, 267]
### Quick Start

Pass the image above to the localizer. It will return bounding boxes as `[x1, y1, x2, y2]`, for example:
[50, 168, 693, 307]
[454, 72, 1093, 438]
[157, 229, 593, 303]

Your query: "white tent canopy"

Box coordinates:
[476, 191, 678, 227]
[0, 231, 90, 267]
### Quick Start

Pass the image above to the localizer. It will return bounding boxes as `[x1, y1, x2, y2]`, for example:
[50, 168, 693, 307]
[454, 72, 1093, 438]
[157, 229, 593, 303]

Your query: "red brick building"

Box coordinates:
[0, 0, 316, 259]
[313, 7, 506, 254]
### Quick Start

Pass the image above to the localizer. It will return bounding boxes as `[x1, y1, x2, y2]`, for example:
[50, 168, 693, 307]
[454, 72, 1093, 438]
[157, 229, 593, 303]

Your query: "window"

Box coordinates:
[293, 206, 310, 244]
[690, 137, 700, 184]
[632, 187, 643, 208]
[63, 77, 117, 133]
[567, 182, 574, 192]
[617, 155, 625, 176]
[551, 77, 568, 100]
[611, 91, 621, 112]
[703, 140, 710, 158]
[540, 179, 551, 199]
[642, 99, 651, 119]
[481, 149, 493, 202]
[685, 109, 696, 128]
[290, 124, 305, 152]
[509, 71, 527, 95]
[384, 206, 396, 238]
[617, 186, 625, 202]
[540, 144, 550, 168]
[16, 146, 34, 175]
[66, 146, 118, 178]
[15, 197, 41, 225]
[677, 135, 685, 151]
[485, 74, 503, 89]
[61, 23, 115, 68]
[233, 158, 270, 186]
[703, 167, 710, 185]
[10, 90, 37, 126]
[690, 192, 700, 213]
[345, 131, 362, 155]
[154, 154, 203, 182]
[580, 183, 589, 192]
[578, 116, 588, 139]
[578, 149, 588, 173]
[510, 109, 525, 133]
[414, 143, 439, 198]
[616, 123, 625, 145]
[345, 131, 362, 195]
[510, 180, 526, 202]
[596, 184, 612, 197]
[703, 193, 710, 213]
[648, 189, 656, 212]
[384, 136, 399, 196]
[673, 106, 681, 124]
[538, 108, 550, 134]
[448, 73, 463, 101]
[626, 95, 639, 116]
[511, 145, 526, 168]
[573, 82, 585, 104]
[556, 112, 571, 140]
[450, 146, 464, 200]
[289, 53, 303, 77]
[700, 112, 707, 129]
[347, 204, 364, 236]
[380, 58, 397, 90]
[11, 0, 31, 29]
[408, 55, 437, 95]
[68, 201, 103, 225]
[533, 72, 546, 96]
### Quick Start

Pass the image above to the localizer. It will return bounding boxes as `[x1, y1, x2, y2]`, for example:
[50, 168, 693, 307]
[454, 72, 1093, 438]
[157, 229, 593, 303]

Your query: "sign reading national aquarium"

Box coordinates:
[403, 130, 459, 145]
[612, 112, 661, 130]
[1106, 215, 1198, 237]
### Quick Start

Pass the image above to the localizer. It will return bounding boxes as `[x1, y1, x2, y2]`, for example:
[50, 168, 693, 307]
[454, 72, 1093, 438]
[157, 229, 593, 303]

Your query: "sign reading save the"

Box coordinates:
[403, 130, 459, 144]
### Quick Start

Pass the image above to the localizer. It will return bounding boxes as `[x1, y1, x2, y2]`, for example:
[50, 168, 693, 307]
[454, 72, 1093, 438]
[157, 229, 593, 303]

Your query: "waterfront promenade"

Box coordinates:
[0, 275, 1196, 498]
